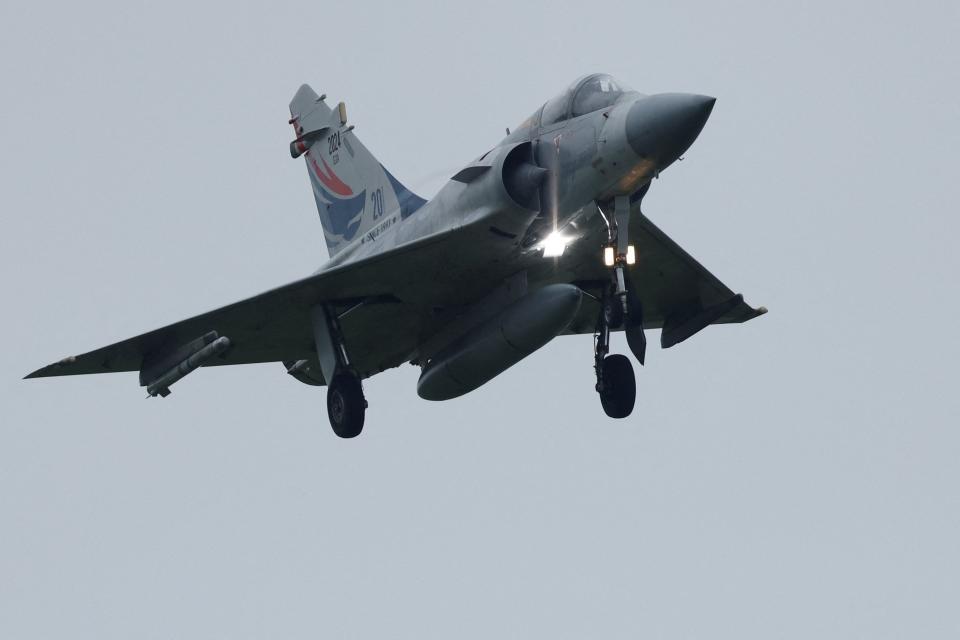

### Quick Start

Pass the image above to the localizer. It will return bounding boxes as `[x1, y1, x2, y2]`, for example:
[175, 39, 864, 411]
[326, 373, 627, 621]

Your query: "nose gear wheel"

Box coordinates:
[598, 354, 636, 419]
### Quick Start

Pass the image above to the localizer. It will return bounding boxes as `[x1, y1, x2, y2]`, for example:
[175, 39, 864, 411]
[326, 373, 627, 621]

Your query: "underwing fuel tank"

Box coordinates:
[417, 284, 582, 401]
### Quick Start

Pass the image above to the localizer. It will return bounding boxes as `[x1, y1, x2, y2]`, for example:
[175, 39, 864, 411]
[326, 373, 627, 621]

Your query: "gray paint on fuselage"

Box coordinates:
[320, 75, 712, 294]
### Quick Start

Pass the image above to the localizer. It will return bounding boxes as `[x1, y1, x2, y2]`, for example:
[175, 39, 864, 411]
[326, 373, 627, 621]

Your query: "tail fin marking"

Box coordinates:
[289, 84, 425, 255]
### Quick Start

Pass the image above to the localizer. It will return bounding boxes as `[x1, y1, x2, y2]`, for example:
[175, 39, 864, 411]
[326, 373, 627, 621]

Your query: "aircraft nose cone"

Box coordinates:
[626, 93, 716, 167]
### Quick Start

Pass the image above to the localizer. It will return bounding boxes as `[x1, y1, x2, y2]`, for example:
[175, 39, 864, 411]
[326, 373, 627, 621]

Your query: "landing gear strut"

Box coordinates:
[312, 304, 368, 438]
[594, 289, 636, 419]
[603, 294, 625, 330]
[596, 194, 637, 312]
[593, 194, 641, 418]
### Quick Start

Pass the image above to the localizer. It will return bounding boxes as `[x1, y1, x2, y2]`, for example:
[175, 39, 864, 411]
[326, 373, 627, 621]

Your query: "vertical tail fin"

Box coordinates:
[288, 84, 425, 255]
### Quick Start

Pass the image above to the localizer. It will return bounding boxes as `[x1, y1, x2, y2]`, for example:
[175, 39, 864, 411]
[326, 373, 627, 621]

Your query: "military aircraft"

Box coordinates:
[26, 73, 766, 437]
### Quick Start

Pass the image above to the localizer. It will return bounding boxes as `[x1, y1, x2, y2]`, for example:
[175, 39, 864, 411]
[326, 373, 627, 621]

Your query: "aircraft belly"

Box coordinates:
[332, 215, 537, 377]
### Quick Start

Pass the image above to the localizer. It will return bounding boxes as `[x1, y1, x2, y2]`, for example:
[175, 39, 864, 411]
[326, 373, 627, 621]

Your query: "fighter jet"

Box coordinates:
[26, 74, 766, 437]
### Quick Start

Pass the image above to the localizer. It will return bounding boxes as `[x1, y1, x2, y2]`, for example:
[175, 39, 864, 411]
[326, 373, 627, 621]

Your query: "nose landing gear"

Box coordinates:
[603, 294, 625, 330]
[594, 291, 637, 419]
[593, 194, 644, 419]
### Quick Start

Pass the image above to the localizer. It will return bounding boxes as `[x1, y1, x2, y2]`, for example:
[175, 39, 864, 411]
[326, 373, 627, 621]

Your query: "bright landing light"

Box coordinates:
[602, 245, 636, 266]
[541, 230, 568, 258]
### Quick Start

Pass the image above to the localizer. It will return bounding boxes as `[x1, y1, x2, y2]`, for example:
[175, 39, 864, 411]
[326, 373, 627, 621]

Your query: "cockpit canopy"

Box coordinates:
[514, 74, 633, 134]
[570, 74, 629, 119]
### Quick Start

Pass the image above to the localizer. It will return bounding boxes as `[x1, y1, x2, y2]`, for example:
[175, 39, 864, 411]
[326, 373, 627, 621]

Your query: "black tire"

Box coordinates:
[327, 374, 365, 438]
[603, 296, 625, 329]
[598, 354, 636, 419]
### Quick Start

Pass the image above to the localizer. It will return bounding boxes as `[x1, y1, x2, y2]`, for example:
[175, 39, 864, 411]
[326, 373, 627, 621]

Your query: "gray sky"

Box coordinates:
[2, 1, 959, 638]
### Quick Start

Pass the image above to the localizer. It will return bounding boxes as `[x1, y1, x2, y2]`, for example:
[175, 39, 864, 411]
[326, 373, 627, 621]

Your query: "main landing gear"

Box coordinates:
[593, 194, 643, 419]
[312, 304, 368, 438]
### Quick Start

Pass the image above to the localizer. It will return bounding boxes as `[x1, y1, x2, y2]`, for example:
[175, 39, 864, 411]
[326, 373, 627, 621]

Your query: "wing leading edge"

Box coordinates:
[24, 227, 460, 384]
